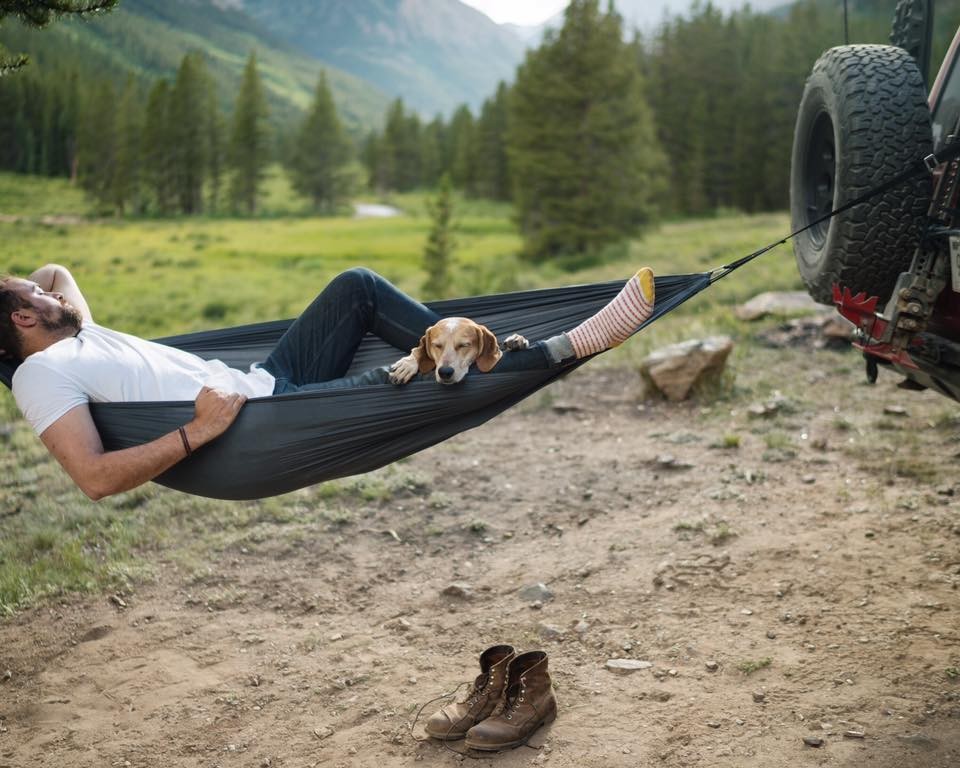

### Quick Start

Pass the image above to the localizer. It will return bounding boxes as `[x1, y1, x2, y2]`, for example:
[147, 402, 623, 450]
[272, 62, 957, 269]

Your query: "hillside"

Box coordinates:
[237, 0, 526, 115]
[0, 0, 391, 134]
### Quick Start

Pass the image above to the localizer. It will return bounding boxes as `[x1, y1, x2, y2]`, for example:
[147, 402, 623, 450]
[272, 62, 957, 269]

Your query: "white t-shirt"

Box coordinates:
[12, 323, 275, 436]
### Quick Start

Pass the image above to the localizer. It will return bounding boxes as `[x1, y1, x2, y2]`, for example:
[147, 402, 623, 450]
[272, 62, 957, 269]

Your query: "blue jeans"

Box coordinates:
[262, 268, 552, 394]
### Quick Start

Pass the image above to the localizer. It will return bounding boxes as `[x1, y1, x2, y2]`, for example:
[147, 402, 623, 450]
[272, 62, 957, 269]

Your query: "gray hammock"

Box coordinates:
[0, 273, 709, 500]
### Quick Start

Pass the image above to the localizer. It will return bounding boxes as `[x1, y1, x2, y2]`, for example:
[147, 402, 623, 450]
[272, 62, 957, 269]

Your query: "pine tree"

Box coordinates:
[110, 77, 144, 215]
[447, 105, 475, 190]
[76, 79, 117, 210]
[143, 78, 176, 215]
[288, 71, 353, 214]
[170, 53, 211, 214]
[419, 116, 446, 189]
[206, 80, 226, 213]
[508, 0, 665, 263]
[228, 52, 270, 215]
[472, 82, 510, 200]
[0, 0, 118, 73]
[361, 129, 387, 192]
[382, 99, 421, 191]
[422, 173, 456, 300]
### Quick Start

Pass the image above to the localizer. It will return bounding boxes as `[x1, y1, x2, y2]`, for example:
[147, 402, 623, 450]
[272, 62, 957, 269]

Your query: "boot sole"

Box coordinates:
[424, 728, 470, 741]
[463, 710, 557, 752]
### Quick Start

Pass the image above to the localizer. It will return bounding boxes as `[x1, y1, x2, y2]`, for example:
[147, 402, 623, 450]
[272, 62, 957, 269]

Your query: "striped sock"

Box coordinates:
[565, 268, 655, 359]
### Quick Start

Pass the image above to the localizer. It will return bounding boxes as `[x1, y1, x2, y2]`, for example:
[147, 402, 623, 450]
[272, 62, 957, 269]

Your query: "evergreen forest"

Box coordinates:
[1, 0, 957, 263]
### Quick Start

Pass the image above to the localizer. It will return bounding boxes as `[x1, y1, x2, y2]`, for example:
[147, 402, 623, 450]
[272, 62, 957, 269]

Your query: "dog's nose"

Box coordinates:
[438, 366, 455, 381]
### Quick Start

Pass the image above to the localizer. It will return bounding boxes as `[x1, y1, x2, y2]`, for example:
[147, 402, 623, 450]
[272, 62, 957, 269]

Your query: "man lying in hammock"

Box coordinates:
[0, 265, 654, 501]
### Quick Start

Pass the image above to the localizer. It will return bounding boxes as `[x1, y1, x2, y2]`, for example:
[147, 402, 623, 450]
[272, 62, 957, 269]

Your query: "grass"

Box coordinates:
[737, 657, 772, 675]
[0, 171, 810, 615]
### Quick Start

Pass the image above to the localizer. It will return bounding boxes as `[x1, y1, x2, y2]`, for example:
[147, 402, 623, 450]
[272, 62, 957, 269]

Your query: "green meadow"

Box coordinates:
[0, 170, 802, 615]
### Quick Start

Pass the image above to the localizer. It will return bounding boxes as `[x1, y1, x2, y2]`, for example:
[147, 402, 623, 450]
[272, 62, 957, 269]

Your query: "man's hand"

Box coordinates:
[185, 386, 246, 447]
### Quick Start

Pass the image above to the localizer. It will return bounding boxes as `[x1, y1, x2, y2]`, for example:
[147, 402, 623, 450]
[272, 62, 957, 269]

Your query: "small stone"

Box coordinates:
[573, 620, 590, 636]
[801, 475, 816, 484]
[529, 600, 543, 610]
[1, 670, 11, 682]
[518, 583, 554, 603]
[706, 721, 721, 729]
[260, 759, 272, 768]
[741, 608, 753, 616]
[668, 669, 678, 677]
[883, 405, 908, 416]
[385, 617, 412, 632]
[313, 726, 334, 740]
[752, 691, 766, 703]
[802, 737, 824, 747]
[329, 632, 343, 641]
[249, 675, 261, 687]
[735, 718, 745, 726]
[766, 630, 777, 639]
[442, 582, 474, 600]
[705, 661, 719, 672]
[537, 623, 564, 642]
[605, 659, 654, 675]
[843, 730, 866, 739]
[109, 594, 127, 609]
[622, 641, 633, 652]
[896, 733, 939, 750]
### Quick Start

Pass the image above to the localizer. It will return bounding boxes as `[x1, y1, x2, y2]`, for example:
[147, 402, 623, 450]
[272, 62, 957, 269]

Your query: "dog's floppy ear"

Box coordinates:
[475, 323, 502, 373]
[416, 328, 436, 374]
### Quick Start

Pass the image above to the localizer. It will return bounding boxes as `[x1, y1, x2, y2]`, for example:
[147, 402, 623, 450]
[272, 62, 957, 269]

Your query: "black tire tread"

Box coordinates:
[791, 44, 932, 304]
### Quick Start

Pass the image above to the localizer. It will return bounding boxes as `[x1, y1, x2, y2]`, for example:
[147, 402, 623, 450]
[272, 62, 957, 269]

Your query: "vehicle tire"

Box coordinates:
[790, 44, 932, 305]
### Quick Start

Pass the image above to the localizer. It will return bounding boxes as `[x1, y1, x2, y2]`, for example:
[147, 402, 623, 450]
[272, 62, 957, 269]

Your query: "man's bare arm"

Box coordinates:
[27, 264, 93, 322]
[40, 387, 246, 501]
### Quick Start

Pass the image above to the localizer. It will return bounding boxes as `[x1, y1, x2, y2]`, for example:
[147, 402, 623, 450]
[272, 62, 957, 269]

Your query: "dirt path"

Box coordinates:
[1, 344, 959, 767]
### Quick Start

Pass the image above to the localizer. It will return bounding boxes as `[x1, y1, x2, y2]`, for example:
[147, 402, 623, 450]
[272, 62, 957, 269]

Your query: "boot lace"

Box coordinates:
[462, 671, 490, 709]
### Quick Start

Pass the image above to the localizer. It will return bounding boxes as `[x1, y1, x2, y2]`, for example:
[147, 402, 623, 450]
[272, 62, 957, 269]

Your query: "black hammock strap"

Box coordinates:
[708, 139, 960, 284]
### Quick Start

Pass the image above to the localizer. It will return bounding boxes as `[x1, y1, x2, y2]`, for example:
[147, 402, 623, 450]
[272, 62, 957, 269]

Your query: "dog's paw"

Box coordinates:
[502, 333, 529, 351]
[389, 355, 419, 385]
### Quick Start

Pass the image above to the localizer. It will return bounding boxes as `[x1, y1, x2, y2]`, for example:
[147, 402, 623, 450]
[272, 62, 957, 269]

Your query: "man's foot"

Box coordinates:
[565, 267, 655, 359]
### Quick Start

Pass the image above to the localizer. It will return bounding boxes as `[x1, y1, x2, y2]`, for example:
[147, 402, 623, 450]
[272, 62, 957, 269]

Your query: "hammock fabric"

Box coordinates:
[0, 273, 709, 500]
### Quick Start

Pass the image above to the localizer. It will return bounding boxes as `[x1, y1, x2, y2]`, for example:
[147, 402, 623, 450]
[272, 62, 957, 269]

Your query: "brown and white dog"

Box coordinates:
[389, 317, 527, 385]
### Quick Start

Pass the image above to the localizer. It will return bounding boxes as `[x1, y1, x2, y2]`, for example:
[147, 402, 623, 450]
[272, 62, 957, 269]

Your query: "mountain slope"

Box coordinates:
[237, 0, 525, 115]
[0, 0, 390, 133]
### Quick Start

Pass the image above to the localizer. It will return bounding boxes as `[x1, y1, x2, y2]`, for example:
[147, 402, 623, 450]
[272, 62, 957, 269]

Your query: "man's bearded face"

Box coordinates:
[37, 301, 83, 334]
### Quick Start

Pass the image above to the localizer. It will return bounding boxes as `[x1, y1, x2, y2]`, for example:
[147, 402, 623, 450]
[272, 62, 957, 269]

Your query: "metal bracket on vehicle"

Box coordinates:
[924, 152, 940, 172]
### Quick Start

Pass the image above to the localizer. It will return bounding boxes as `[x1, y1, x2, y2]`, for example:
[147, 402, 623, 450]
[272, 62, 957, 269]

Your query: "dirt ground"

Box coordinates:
[1, 339, 959, 768]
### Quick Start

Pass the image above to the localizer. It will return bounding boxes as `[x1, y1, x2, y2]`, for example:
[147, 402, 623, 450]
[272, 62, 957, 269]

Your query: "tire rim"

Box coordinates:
[804, 110, 836, 249]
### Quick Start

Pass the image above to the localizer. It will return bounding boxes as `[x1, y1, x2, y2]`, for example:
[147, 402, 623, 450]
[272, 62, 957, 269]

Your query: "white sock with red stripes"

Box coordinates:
[563, 268, 655, 359]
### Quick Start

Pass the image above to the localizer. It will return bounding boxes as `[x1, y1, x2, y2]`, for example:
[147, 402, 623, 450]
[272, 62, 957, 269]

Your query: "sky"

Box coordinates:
[460, 0, 786, 28]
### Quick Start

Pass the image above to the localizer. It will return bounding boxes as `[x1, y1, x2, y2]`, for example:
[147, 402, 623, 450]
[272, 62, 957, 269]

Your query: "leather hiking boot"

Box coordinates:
[424, 644, 516, 740]
[464, 650, 557, 751]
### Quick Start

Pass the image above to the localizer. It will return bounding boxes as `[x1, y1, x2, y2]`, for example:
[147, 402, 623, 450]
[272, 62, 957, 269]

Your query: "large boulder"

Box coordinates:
[640, 336, 734, 401]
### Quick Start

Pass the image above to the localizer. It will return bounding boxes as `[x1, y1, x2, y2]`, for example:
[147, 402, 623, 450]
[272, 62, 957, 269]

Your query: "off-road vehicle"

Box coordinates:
[791, 0, 960, 401]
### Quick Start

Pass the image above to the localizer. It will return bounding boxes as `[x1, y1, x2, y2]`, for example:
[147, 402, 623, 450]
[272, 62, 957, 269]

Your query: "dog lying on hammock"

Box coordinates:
[388, 267, 656, 386]
[388, 317, 529, 385]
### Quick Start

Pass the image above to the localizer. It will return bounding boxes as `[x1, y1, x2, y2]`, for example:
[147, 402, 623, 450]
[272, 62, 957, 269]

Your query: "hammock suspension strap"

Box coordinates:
[708, 139, 960, 285]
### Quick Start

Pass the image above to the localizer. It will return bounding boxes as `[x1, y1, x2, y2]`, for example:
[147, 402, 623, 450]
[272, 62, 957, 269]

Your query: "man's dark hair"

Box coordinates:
[0, 277, 28, 361]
